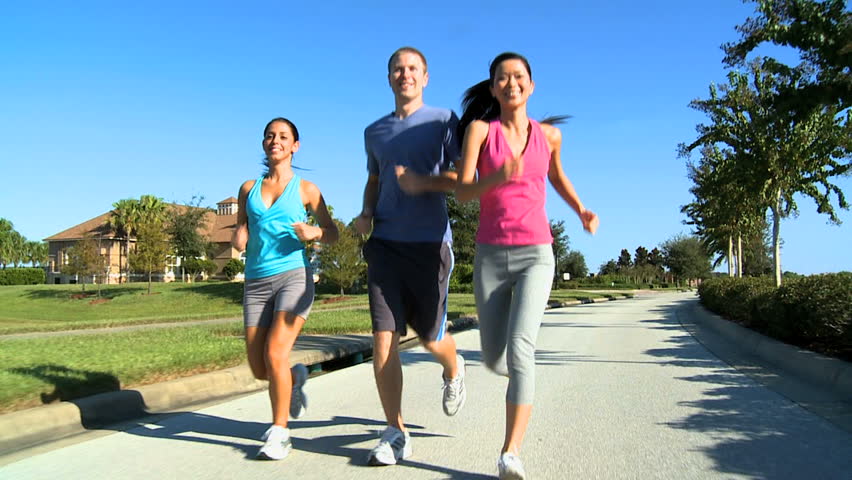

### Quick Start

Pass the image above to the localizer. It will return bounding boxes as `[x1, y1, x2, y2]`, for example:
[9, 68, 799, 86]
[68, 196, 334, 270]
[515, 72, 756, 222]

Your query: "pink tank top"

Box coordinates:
[476, 119, 553, 245]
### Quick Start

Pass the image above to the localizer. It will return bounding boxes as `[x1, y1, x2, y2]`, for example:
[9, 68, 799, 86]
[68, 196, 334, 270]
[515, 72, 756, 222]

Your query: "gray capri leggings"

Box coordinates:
[474, 243, 554, 405]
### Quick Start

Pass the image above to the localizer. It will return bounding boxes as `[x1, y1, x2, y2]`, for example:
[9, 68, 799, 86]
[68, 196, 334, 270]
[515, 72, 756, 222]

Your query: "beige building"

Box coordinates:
[44, 198, 242, 284]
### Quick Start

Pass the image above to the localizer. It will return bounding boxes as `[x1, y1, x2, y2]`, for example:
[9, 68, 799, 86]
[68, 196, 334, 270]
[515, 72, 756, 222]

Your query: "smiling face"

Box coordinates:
[262, 121, 300, 164]
[388, 51, 429, 102]
[490, 58, 535, 109]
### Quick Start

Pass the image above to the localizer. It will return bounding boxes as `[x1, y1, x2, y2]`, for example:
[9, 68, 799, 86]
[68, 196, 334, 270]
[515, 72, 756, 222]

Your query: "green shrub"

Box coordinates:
[774, 272, 852, 342]
[699, 273, 852, 352]
[222, 259, 245, 280]
[0, 268, 46, 285]
[200, 259, 218, 276]
[449, 263, 474, 293]
[556, 279, 580, 289]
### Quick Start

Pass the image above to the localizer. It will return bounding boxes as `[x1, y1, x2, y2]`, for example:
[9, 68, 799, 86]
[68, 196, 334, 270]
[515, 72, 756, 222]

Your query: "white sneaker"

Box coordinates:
[367, 426, 412, 466]
[442, 354, 466, 416]
[290, 363, 308, 419]
[498, 452, 526, 479]
[257, 425, 292, 460]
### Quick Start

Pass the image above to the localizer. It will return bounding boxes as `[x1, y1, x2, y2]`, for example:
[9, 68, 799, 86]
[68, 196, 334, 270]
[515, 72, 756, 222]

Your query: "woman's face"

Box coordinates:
[262, 121, 299, 163]
[490, 59, 534, 109]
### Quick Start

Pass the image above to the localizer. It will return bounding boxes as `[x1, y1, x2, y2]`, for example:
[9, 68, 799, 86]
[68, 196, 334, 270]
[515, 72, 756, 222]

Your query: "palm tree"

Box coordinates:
[0, 218, 14, 268]
[108, 199, 141, 283]
[8, 231, 25, 267]
[24, 241, 48, 267]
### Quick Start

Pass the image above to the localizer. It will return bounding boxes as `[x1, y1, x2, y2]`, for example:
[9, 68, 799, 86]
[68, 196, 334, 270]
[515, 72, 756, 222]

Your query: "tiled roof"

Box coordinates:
[45, 205, 237, 245]
[44, 212, 117, 241]
[217, 197, 238, 205]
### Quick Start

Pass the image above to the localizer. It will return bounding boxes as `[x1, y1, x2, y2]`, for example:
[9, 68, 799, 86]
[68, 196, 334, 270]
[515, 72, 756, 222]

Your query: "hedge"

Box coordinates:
[0, 268, 46, 285]
[698, 273, 852, 352]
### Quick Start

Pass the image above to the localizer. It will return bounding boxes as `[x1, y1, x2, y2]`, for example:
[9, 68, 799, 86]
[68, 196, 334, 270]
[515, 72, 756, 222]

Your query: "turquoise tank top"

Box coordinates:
[244, 175, 309, 279]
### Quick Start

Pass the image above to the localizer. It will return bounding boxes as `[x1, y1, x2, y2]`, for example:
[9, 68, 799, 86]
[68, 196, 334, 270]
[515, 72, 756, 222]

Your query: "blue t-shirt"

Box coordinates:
[364, 105, 460, 243]
[243, 175, 310, 279]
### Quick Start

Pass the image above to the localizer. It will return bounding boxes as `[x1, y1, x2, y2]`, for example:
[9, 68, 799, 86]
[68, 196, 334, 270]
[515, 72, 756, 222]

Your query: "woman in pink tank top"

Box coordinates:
[456, 52, 599, 480]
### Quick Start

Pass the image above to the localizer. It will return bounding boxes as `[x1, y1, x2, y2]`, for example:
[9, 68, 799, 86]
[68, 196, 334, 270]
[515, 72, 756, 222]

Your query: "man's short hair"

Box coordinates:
[388, 46, 428, 73]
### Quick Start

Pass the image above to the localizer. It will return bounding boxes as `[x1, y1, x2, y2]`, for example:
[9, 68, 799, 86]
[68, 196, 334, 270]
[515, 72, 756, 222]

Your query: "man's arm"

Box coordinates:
[395, 167, 457, 194]
[354, 175, 379, 235]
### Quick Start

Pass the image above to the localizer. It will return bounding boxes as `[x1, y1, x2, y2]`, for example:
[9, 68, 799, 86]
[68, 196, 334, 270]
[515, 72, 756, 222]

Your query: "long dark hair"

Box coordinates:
[262, 117, 308, 175]
[457, 52, 569, 140]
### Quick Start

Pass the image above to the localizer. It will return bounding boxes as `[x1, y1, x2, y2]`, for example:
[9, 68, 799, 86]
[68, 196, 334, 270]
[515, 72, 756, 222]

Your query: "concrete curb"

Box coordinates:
[0, 316, 471, 456]
[0, 294, 626, 457]
[683, 300, 852, 400]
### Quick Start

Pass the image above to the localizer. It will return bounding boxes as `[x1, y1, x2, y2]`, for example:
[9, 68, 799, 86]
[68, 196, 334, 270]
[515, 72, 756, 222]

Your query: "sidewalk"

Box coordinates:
[0, 294, 632, 458]
[3, 293, 850, 479]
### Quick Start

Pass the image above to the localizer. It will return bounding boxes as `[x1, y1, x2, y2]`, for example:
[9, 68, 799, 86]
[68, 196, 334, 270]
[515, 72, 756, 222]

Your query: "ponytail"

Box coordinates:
[457, 79, 501, 140]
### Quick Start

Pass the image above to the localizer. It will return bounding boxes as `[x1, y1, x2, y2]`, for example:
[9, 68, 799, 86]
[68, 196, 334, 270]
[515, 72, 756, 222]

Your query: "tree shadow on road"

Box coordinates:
[290, 416, 493, 478]
[642, 299, 852, 479]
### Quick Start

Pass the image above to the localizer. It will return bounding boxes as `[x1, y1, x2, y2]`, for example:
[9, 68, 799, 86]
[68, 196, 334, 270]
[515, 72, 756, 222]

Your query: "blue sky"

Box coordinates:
[1, 1, 849, 274]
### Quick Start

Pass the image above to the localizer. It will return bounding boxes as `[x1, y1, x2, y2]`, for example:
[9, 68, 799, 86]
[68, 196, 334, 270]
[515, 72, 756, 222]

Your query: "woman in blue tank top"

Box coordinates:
[232, 117, 338, 461]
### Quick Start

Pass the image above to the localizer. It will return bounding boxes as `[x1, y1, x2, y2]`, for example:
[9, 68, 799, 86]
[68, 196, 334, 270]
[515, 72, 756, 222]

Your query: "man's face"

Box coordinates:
[388, 51, 428, 101]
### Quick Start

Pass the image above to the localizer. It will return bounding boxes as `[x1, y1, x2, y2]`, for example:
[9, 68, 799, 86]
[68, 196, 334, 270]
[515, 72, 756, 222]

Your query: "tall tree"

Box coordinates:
[617, 249, 632, 270]
[723, 0, 852, 114]
[599, 260, 618, 276]
[24, 241, 48, 267]
[168, 197, 213, 282]
[741, 219, 774, 276]
[317, 219, 366, 295]
[660, 234, 712, 286]
[0, 219, 14, 268]
[62, 235, 104, 294]
[7, 231, 25, 267]
[685, 60, 850, 286]
[680, 143, 764, 277]
[633, 246, 650, 266]
[447, 194, 479, 266]
[129, 215, 171, 295]
[108, 198, 140, 283]
[563, 251, 588, 280]
[550, 220, 571, 285]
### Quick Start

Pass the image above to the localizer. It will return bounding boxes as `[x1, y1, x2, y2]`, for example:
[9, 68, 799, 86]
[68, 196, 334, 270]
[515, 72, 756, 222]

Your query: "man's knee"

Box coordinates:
[248, 361, 268, 380]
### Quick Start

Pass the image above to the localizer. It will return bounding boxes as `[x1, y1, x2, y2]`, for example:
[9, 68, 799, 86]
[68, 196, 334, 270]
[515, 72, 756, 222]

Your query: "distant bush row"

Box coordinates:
[698, 273, 852, 353]
[0, 268, 46, 285]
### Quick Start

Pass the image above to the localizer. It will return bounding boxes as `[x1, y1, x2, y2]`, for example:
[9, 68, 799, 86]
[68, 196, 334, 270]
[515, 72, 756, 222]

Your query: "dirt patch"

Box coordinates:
[89, 298, 111, 305]
[70, 293, 96, 300]
[321, 296, 352, 304]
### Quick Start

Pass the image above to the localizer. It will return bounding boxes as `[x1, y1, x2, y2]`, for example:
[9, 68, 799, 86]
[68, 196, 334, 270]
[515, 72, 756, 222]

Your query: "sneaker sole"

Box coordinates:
[367, 449, 411, 466]
[367, 454, 396, 466]
[256, 445, 292, 461]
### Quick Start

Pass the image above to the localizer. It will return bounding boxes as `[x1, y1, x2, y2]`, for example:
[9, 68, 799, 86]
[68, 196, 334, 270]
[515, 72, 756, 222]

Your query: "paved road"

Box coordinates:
[2, 293, 851, 479]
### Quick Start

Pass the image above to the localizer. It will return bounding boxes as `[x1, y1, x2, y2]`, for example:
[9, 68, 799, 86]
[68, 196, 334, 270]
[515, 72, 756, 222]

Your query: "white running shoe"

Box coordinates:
[442, 354, 467, 416]
[257, 425, 292, 460]
[498, 452, 526, 479]
[367, 426, 412, 466]
[290, 363, 309, 419]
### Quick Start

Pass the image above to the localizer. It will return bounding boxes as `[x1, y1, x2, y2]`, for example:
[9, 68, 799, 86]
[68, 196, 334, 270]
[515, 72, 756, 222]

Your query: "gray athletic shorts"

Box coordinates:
[243, 267, 314, 328]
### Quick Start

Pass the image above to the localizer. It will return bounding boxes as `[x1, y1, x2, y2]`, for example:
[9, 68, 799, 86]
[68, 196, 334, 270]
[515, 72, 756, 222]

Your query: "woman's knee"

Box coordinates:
[482, 351, 508, 376]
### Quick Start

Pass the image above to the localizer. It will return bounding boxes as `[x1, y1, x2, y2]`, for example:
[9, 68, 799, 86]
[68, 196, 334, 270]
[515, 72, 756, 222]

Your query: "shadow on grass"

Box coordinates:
[171, 281, 243, 304]
[22, 286, 144, 301]
[7, 364, 121, 408]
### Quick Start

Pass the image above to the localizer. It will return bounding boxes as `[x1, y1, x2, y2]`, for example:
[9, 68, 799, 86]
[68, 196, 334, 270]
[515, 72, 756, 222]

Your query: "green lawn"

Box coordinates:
[0, 282, 372, 334]
[0, 283, 629, 412]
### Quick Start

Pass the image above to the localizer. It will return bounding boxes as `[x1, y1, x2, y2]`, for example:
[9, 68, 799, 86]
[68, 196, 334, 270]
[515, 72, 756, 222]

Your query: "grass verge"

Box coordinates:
[0, 290, 624, 413]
